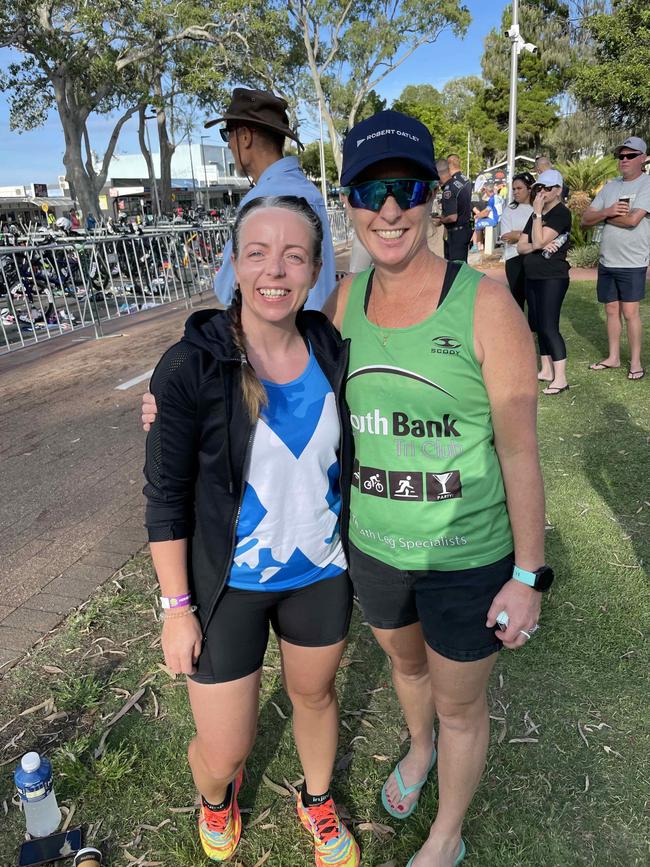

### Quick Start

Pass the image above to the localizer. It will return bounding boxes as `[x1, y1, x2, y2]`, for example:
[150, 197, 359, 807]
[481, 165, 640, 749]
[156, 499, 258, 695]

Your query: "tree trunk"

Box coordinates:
[53, 73, 138, 221]
[62, 124, 101, 219]
[322, 101, 342, 178]
[138, 106, 158, 216]
[154, 74, 176, 215]
[47, 72, 100, 219]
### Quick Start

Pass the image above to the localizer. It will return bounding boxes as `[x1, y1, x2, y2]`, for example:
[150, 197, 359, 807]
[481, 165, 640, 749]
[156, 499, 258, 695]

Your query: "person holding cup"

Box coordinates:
[581, 136, 650, 380]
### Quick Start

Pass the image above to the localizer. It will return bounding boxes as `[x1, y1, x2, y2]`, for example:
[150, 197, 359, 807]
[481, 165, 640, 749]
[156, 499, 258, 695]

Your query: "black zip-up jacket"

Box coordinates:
[143, 308, 351, 636]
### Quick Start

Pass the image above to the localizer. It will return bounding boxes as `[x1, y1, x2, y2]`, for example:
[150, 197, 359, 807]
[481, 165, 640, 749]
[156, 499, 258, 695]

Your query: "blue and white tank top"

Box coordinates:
[228, 346, 346, 591]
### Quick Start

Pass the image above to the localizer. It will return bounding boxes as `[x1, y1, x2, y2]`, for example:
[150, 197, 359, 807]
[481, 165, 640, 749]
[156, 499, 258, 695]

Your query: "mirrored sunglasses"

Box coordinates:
[340, 178, 435, 212]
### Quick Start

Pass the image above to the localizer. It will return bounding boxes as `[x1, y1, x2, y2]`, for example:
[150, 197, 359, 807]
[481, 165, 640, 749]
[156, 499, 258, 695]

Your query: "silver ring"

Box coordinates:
[519, 629, 532, 640]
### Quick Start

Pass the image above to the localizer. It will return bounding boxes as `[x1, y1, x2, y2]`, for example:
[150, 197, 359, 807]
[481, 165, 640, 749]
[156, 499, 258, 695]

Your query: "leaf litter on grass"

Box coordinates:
[1, 284, 649, 866]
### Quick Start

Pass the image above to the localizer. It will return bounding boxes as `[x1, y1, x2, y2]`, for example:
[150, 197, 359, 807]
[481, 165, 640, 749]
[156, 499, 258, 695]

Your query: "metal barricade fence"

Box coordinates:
[0, 210, 351, 354]
[327, 208, 352, 246]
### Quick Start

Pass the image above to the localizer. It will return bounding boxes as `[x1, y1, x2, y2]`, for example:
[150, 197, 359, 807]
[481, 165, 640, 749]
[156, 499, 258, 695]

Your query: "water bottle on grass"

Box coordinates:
[15, 751, 61, 837]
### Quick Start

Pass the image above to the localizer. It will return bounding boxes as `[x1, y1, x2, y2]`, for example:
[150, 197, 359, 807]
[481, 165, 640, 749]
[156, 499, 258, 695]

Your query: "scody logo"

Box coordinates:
[431, 335, 462, 356]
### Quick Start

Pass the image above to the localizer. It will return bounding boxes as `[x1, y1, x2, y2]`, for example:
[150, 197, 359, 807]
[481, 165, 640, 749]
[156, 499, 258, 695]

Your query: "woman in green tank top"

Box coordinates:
[323, 112, 550, 866]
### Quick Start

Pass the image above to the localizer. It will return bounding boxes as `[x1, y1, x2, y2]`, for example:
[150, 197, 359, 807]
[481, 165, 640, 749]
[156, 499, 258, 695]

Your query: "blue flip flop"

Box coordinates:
[381, 744, 437, 819]
[406, 837, 466, 867]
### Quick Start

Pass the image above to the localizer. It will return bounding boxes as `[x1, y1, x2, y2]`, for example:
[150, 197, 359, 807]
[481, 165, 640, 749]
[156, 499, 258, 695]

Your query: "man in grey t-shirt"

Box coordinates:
[581, 136, 650, 379]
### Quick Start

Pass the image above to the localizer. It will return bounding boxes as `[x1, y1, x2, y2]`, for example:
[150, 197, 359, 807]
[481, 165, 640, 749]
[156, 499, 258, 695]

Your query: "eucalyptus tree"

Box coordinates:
[0, 0, 246, 216]
[573, 0, 649, 140]
[286, 0, 471, 173]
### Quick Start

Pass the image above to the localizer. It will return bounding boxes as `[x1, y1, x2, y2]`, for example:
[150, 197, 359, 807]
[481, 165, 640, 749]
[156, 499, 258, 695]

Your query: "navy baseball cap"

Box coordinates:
[340, 110, 438, 186]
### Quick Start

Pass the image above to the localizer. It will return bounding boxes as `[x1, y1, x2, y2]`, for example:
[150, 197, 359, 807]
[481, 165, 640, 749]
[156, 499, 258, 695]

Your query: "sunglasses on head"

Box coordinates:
[340, 178, 435, 212]
[617, 152, 641, 161]
[533, 184, 559, 193]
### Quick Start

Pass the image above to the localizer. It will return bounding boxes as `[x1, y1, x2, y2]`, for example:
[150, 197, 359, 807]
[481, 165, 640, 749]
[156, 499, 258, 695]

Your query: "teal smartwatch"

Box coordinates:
[512, 564, 554, 592]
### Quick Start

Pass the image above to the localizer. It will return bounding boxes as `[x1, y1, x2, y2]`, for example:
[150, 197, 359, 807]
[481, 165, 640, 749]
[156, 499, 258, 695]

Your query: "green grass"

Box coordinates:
[1, 280, 648, 866]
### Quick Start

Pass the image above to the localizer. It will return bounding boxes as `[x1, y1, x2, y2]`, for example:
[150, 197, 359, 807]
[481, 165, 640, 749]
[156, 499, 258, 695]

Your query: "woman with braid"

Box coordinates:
[143, 196, 359, 866]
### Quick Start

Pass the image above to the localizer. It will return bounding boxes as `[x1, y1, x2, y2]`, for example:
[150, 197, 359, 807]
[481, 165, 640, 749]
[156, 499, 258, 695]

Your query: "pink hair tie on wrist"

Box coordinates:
[160, 593, 192, 609]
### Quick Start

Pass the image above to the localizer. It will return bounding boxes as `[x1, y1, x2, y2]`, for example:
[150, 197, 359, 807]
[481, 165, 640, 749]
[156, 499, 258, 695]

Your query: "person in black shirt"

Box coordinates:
[431, 157, 472, 261]
[447, 153, 473, 206]
[517, 170, 572, 395]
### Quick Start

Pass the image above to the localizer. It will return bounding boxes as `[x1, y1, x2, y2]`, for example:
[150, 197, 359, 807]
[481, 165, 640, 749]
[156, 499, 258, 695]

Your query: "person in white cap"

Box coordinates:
[582, 136, 650, 380]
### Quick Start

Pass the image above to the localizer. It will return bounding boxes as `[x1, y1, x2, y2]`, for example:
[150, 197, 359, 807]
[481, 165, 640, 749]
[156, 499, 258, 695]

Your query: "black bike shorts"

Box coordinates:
[191, 571, 353, 684]
[349, 544, 514, 662]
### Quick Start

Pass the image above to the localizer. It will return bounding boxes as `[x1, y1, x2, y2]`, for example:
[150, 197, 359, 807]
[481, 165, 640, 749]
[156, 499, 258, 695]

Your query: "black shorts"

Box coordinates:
[191, 571, 353, 684]
[348, 544, 514, 662]
[597, 265, 647, 303]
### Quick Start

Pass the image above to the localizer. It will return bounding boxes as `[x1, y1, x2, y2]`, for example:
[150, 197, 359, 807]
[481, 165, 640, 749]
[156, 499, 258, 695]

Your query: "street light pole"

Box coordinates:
[200, 135, 210, 209]
[506, 0, 520, 199]
[505, 1, 537, 197]
[187, 126, 198, 209]
[143, 114, 162, 218]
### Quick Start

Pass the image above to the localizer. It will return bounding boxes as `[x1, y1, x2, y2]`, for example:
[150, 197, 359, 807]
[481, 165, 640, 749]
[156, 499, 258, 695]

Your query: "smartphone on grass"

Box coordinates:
[18, 828, 83, 866]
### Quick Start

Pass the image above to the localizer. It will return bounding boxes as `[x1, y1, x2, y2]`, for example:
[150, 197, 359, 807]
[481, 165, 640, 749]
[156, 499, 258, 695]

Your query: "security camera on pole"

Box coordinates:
[506, 0, 537, 198]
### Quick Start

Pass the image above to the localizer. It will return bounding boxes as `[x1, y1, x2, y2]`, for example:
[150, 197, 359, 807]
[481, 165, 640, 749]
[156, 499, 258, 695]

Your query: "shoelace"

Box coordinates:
[305, 798, 340, 844]
[203, 802, 231, 835]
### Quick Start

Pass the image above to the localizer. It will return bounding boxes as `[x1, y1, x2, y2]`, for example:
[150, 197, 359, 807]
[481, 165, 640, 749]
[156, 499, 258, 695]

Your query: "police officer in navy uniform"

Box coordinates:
[447, 153, 472, 194]
[431, 157, 472, 261]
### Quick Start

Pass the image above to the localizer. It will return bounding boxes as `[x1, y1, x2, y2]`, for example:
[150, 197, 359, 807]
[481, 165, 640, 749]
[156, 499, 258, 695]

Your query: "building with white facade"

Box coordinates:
[105, 142, 250, 216]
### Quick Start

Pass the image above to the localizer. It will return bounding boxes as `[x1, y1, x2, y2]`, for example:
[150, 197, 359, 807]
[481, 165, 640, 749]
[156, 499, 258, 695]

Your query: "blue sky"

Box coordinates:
[0, 2, 503, 186]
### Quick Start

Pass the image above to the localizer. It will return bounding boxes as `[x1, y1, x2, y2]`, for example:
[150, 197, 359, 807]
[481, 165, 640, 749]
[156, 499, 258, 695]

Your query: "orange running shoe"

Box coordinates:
[198, 770, 243, 861]
[297, 792, 360, 866]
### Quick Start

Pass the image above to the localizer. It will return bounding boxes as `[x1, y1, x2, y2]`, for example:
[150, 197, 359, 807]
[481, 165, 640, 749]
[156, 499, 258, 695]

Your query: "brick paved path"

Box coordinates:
[0, 299, 210, 671]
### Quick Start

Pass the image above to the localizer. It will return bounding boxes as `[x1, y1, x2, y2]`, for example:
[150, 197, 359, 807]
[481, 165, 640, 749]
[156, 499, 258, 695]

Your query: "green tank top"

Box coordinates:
[341, 263, 513, 570]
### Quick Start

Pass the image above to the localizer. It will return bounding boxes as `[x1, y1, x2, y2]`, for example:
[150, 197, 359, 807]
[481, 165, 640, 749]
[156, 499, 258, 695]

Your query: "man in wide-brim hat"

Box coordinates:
[205, 88, 336, 311]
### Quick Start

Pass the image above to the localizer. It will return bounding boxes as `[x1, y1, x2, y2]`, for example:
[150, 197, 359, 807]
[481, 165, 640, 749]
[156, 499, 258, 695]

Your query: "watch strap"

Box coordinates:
[512, 565, 537, 587]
